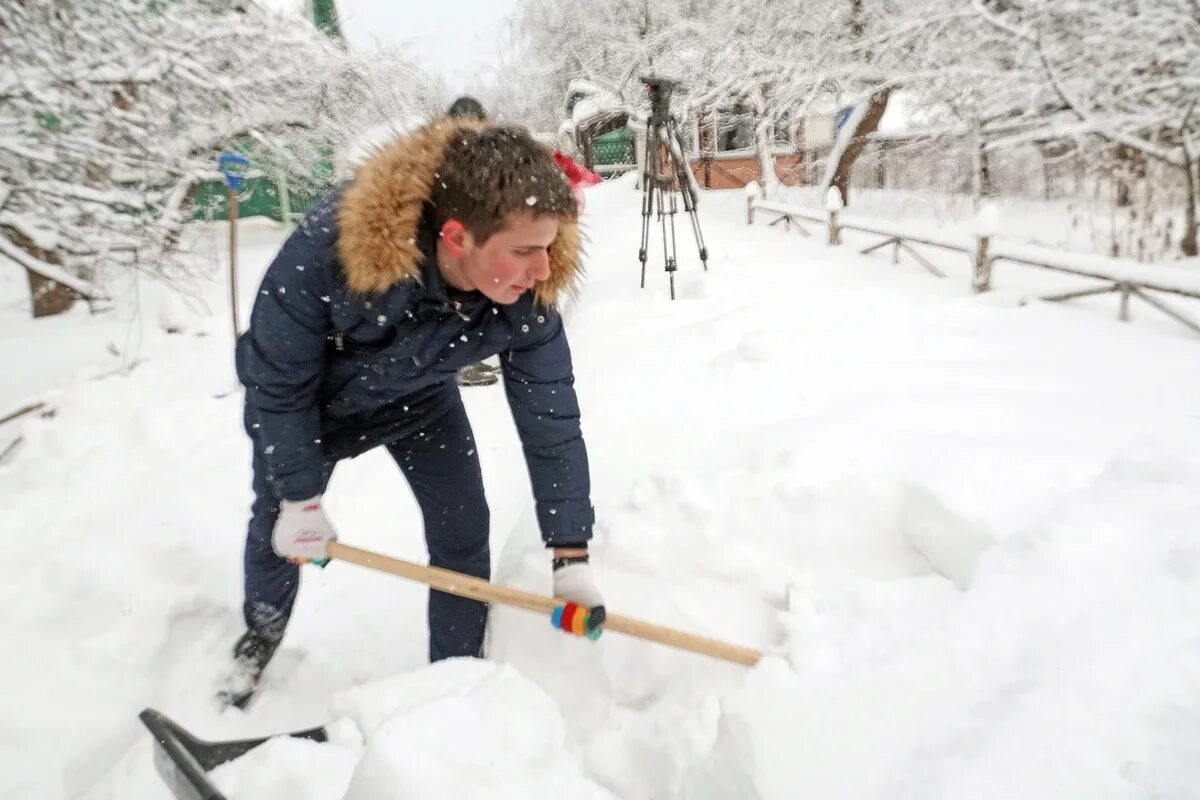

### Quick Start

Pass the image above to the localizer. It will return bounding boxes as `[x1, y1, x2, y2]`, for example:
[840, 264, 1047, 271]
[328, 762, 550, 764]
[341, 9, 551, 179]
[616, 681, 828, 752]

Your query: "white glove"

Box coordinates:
[272, 495, 336, 562]
[552, 557, 605, 636]
[553, 560, 604, 609]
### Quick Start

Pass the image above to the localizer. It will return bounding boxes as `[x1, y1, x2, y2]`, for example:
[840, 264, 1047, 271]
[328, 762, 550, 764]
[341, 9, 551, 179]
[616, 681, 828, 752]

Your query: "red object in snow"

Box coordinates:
[553, 151, 603, 190]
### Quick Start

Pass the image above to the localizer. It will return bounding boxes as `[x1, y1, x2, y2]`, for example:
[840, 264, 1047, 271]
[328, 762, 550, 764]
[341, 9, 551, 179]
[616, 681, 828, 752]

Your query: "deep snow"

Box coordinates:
[3, 175, 1199, 799]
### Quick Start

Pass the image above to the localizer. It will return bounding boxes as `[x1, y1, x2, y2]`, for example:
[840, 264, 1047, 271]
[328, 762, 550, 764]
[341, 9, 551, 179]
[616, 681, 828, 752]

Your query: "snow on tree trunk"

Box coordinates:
[754, 116, 781, 199]
[821, 88, 891, 208]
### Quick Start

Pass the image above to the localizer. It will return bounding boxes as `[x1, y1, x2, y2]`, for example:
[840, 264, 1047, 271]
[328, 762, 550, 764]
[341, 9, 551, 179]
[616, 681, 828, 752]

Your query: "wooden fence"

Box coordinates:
[747, 191, 1200, 337]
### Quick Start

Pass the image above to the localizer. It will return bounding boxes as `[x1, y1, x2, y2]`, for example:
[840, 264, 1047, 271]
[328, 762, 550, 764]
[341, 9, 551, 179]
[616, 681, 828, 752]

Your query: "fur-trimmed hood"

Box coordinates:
[336, 118, 582, 307]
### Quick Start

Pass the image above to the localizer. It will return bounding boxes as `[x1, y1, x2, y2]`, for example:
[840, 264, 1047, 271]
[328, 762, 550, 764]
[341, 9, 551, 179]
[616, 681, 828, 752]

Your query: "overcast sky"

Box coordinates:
[335, 0, 520, 93]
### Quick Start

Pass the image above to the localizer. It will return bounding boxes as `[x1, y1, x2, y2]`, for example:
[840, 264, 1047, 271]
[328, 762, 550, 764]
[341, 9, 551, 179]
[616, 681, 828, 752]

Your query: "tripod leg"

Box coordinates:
[666, 120, 710, 271]
[684, 191, 709, 271]
[640, 183, 654, 290]
[656, 179, 677, 300]
[666, 185, 681, 300]
[639, 128, 655, 290]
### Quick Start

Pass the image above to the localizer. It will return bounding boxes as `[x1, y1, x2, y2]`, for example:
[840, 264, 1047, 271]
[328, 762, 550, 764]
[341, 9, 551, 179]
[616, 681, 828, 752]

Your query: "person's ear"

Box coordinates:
[440, 220, 472, 258]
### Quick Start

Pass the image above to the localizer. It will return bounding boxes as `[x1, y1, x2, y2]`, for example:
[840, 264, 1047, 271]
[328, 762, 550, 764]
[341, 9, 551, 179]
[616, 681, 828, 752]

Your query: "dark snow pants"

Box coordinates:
[242, 386, 490, 662]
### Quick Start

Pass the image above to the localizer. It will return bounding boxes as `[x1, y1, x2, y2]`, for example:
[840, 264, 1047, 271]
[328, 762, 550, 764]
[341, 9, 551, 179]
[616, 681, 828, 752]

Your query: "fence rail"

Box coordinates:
[747, 194, 1200, 337]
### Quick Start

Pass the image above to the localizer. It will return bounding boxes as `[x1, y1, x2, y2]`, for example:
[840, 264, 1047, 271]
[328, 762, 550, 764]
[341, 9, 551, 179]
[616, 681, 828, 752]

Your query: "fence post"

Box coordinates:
[825, 187, 843, 246]
[744, 180, 761, 225]
[972, 203, 1000, 294]
[1119, 283, 1132, 321]
[973, 235, 992, 293]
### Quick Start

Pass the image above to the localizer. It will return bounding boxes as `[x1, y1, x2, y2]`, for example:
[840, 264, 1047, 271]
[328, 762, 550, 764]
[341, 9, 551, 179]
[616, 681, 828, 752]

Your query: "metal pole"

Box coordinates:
[277, 172, 292, 226]
[229, 188, 240, 340]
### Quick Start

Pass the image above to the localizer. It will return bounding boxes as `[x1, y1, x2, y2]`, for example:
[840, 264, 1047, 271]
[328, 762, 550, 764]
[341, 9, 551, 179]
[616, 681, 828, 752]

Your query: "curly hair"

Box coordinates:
[429, 125, 576, 243]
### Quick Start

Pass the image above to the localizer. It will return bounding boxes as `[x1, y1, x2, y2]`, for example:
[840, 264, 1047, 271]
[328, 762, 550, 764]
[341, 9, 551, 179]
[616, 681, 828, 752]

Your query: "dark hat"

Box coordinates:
[446, 96, 488, 120]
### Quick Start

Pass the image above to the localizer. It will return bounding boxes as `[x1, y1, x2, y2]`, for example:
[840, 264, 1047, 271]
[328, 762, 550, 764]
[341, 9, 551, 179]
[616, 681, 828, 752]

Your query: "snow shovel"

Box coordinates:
[324, 541, 762, 667]
[139, 707, 326, 800]
[140, 547, 761, 799]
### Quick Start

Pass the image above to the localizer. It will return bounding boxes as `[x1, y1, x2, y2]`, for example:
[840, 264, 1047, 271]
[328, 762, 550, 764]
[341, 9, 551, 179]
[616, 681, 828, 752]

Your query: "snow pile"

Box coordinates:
[337, 660, 612, 799]
[211, 736, 358, 800]
[685, 449, 1200, 799]
[209, 659, 614, 800]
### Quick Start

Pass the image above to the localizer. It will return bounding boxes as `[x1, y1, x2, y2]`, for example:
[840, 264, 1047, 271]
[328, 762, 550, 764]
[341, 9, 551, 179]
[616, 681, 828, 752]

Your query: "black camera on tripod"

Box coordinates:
[636, 76, 709, 299]
[640, 75, 679, 123]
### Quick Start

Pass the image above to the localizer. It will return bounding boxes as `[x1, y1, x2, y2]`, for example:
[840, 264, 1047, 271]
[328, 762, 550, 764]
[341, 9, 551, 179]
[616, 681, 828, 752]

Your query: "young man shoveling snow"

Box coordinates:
[222, 120, 603, 708]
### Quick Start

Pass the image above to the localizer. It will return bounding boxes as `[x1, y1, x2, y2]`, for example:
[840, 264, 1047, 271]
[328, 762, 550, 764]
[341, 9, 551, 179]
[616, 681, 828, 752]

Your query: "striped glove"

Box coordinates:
[551, 554, 605, 640]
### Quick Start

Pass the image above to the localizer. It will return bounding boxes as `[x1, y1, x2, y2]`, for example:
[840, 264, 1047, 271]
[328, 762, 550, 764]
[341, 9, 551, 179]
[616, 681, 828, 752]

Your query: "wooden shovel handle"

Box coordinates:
[325, 541, 762, 668]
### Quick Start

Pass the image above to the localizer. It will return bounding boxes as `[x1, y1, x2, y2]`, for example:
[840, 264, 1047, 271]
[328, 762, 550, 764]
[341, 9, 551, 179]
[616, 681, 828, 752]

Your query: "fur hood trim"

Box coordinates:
[336, 118, 582, 306]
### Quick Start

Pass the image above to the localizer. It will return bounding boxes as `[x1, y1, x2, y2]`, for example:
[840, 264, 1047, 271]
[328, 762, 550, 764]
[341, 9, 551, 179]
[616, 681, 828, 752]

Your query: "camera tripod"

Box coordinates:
[637, 76, 709, 300]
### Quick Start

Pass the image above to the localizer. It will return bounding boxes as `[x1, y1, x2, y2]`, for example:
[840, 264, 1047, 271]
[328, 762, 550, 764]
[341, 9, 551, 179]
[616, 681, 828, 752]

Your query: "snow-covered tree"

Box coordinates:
[502, 0, 910, 200]
[0, 0, 434, 317]
[897, 0, 1200, 256]
[672, 0, 904, 200]
[494, 0, 681, 131]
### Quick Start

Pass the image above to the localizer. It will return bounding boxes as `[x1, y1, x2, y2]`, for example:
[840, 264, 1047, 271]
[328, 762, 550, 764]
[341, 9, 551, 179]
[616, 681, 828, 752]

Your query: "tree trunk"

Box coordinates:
[1183, 160, 1198, 257]
[979, 149, 995, 197]
[4, 228, 79, 318]
[830, 88, 891, 207]
[26, 269, 78, 318]
[971, 120, 995, 201]
[754, 118, 781, 198]
[1112, 145, 1146, 208]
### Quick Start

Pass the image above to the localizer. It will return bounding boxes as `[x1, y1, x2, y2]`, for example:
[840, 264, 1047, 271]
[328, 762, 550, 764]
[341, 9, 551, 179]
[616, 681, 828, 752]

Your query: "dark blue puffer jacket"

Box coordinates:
[234, 119, 593, 546]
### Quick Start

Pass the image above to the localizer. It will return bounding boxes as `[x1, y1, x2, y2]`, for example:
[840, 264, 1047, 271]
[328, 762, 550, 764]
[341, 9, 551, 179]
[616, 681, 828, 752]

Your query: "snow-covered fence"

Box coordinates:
[745, 187, 1200, 337]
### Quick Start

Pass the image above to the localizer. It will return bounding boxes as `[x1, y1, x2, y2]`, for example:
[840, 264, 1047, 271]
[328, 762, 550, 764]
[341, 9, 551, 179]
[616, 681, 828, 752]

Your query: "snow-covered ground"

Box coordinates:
[4, 177, 1200, 799]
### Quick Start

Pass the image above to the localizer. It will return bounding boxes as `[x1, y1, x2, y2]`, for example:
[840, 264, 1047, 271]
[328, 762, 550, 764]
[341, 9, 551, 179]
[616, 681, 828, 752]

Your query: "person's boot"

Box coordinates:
[456, 362, 499, 387]
[217, 629, 281, 709]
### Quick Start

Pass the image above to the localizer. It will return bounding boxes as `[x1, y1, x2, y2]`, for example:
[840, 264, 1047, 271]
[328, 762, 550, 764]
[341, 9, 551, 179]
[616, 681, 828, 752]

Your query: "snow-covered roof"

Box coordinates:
[250, 0, 307, 16]
[571, 99, 603, 127]
[567, 79, 622, 108]
[566, 79, 625, 129]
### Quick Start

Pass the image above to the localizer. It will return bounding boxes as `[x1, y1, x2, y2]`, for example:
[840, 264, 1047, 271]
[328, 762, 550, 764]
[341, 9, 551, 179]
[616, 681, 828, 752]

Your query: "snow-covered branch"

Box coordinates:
[2, 0, 439, 314]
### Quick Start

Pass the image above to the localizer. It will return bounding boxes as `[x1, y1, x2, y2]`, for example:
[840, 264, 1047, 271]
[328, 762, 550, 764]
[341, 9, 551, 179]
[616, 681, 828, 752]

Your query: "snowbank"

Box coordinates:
[4, 182, 1200, 800]
[209, 660, 614, 800]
